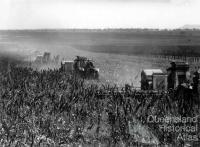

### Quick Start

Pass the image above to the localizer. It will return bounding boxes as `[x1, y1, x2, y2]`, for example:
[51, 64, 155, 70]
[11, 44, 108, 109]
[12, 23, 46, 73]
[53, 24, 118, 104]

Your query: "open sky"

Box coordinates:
[0, 0, 199, 29]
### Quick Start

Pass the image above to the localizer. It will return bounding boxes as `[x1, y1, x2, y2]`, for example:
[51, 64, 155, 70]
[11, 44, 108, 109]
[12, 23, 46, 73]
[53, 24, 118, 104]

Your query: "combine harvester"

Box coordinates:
[141, 61, 195, 91]
[100, 61, 199, 98]
[61, 56, 99, 79]
[32, 51, 60, 69]
[138, 61, 200, 104]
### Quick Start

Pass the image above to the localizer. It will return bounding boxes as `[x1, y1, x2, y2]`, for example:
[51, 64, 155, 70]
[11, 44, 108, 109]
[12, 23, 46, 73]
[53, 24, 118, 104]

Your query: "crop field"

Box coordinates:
[0, 30, 200, 146]
[0, 59, 199, 147]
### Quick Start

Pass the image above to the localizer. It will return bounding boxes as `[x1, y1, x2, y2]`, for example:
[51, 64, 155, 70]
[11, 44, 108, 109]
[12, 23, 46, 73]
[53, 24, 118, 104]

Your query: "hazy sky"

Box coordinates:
[0, 0, 199, 29]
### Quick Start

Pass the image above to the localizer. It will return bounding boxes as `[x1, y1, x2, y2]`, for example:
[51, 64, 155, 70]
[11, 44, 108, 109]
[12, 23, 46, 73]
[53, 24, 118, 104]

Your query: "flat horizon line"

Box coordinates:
[0, 28, 199, 32]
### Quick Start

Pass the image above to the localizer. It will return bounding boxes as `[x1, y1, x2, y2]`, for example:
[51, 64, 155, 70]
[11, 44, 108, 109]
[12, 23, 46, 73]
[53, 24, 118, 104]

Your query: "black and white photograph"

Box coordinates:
[0, 0, 200, 146]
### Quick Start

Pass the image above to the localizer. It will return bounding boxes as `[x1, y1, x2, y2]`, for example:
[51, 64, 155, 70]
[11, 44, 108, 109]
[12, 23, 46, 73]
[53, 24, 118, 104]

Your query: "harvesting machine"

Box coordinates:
[61, 56, 99, 79]
[34, 52, 60, 65]
[141, 61, 200, 92]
